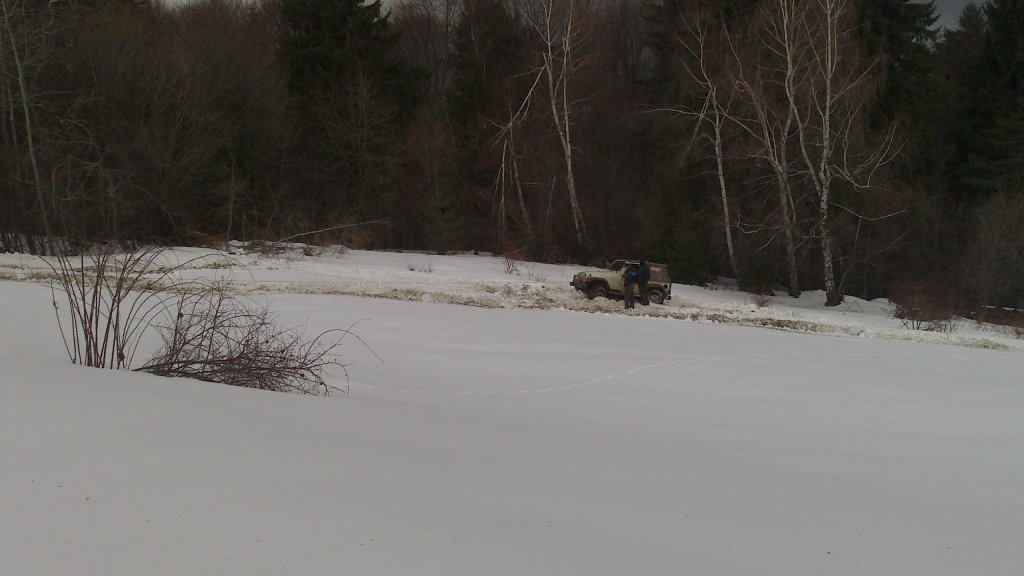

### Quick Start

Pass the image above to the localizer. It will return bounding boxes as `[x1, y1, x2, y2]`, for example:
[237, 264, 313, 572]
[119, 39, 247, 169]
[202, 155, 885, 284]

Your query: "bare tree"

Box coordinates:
[494, 118, 534, 244]
[141, 282, 358, 396]
[724, 8, 804, 297]
[778, 0, 898, 305]
[44, 242, 359, 395]
[1, 0, 54, 250]
[705, 0, 897, 303]
[520, 0, 589, 249]
[44, 244, 195, 369]
[672, 17, 741, 279]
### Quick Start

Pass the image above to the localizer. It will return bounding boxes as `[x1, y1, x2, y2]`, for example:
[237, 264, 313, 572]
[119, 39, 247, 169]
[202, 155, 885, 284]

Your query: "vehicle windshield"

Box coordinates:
[610, 260, 644, 272]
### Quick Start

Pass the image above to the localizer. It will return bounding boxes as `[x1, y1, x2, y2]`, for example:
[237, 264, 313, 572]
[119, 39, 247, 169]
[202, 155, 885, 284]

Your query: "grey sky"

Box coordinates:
[933, 0, 974, 29]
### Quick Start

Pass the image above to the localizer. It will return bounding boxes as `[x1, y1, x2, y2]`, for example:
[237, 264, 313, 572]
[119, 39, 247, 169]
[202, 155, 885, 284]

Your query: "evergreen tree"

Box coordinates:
[448, 0, 523, 139]
[962, 100, 1024, 193]
[946, 0, 1024, 199]
[983, 0, 1024, 107]
[279, 0, 421, 115]
[643, 173, 714, 285]
[643, 0, 757, 103]
[973, 0, 1024, 195]
[859, 0, 938, 122]
[643, 0, 686, 101]
[910, 3, 985, 202]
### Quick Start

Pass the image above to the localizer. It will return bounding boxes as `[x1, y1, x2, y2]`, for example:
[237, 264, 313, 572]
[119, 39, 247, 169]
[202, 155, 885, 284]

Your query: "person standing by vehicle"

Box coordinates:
[624, 263, 639, 309]
[638, 259, 651, 305]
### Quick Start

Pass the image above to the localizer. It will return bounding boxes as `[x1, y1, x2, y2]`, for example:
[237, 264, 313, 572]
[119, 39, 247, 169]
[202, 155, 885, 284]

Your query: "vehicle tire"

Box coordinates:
[646, 289, 665, 305]
[587, 283, 609, 299]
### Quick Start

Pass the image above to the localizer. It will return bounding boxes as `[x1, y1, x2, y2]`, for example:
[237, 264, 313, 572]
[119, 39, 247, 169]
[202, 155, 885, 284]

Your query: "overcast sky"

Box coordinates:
[933, 0, 974, 28]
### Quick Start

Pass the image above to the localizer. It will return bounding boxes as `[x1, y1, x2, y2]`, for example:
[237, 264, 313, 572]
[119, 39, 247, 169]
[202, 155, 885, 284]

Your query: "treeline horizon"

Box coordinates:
[2, 0, 1022, 311]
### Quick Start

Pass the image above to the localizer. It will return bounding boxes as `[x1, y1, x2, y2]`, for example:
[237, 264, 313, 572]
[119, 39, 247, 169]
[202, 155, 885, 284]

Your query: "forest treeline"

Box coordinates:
[1, 0, 1022, 310]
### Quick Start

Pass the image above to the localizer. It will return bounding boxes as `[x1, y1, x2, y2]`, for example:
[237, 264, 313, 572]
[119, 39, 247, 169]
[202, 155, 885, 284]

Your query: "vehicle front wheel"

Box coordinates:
[587, 283, 609, 299]
[646, 289, 665, 305]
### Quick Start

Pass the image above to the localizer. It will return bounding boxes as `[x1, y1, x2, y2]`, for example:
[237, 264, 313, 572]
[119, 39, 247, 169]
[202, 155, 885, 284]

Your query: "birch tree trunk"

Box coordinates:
[508, 135, 534, 241]
[775, 1, 803, 298]
[502, 0, 589, 251]
[676, 21, 741, 279]
[785, 0, 844, 306]
[726, 8, 803, 297]
[709, 98, 740, 279]
[539, 0, 587, 249]
[776, 169, 802, 297]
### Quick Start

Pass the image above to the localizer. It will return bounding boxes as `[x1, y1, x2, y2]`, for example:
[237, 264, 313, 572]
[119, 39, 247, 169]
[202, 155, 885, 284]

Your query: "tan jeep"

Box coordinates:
[571, 260, 672, 304]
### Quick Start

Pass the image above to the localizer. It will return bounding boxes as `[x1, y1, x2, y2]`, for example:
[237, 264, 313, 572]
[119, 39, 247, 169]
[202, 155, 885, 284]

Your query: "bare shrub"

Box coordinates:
[44, 243, 362, 395]
[521, 262, 546, 282]
[752, 293, 772, 308]
[977, 311, 1024, 339]
[139, 282, 362, 395]
[406, 255, 433, 273]
[504, 254, 520, 275]
[891, 283, 962, 333]
[44, 244, 186, 369]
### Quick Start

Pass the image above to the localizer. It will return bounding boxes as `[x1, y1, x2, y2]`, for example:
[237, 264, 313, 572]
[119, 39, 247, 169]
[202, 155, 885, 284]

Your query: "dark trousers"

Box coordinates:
[639, 280, 649, 305]
[624, 281, 636, 309]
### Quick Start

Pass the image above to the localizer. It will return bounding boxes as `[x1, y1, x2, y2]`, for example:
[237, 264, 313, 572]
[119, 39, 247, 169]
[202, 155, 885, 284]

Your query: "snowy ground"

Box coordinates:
[2, 247, 1022, 575]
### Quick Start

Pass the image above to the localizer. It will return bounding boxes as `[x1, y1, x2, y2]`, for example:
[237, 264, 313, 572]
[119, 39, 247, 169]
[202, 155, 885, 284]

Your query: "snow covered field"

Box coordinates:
[2, 247, 1022, 575]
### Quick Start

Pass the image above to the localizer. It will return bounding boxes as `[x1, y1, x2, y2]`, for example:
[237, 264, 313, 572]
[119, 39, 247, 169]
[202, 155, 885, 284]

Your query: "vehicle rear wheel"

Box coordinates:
[646, 289, 665, 305]
[587, 283, 609, 299]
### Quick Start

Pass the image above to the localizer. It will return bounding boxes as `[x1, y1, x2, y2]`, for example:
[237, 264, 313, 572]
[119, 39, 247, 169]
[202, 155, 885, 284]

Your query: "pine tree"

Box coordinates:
[922, 3, 983, 195]
[448, 0, 523, 139]
[948, 0, 1024, 199]
[962, 101, 1024, 194]
[983, 0, 1024, 107]
[859, 0, 938, 122]
[279, 0, 421, 115]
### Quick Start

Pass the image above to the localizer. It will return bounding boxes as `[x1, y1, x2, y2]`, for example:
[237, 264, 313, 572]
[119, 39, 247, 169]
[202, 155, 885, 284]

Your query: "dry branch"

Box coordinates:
[139, 282, 359, 396]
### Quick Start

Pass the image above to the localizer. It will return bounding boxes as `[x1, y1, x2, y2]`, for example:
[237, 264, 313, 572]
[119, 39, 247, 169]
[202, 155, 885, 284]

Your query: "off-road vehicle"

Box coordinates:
[571, 260, 672, 304]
